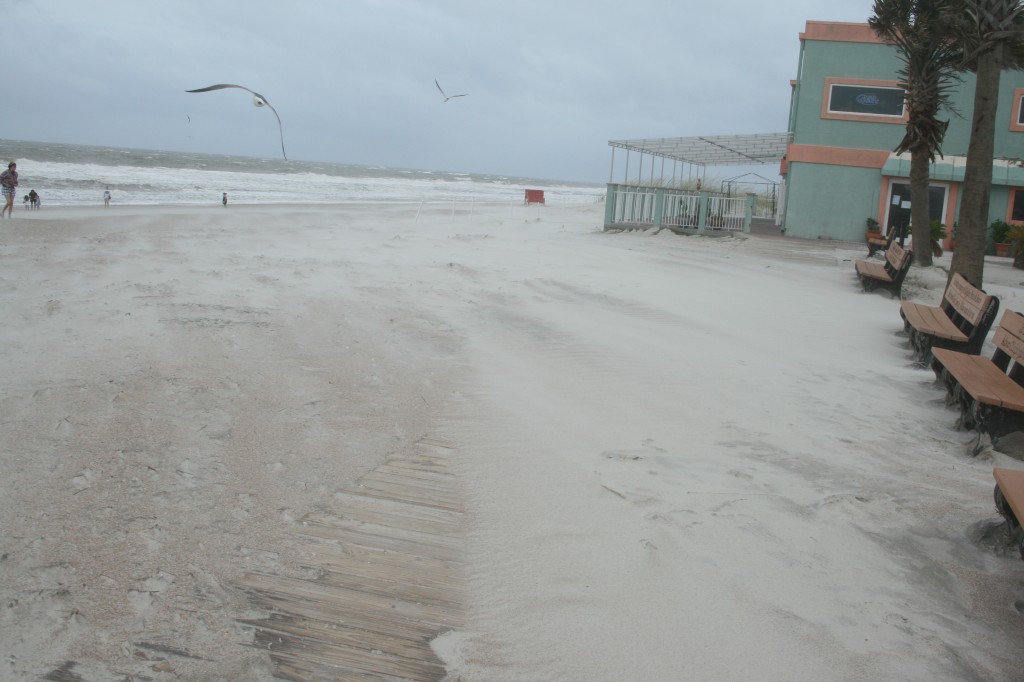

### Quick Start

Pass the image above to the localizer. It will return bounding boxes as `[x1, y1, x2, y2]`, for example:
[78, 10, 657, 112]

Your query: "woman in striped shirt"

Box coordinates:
[1, 162, 18, 218]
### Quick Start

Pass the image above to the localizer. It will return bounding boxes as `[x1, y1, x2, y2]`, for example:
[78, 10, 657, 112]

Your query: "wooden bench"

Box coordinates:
[865, 230, 889, 257]
[931, 310, 1024, 446]
[865, 229, 897, 257]
[900, 272, 1000, 363]
[866, 224, 907, 257]
[992, 467, 1024, 559]
[854, 241, 912, 297]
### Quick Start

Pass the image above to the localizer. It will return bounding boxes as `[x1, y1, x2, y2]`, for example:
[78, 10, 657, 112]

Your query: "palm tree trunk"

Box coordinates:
[950, 44, 1004, 288]
[910, 147, 934, 267]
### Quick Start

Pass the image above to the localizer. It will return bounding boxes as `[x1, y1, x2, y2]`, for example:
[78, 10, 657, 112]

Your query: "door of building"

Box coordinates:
[885, 182, 947, 239]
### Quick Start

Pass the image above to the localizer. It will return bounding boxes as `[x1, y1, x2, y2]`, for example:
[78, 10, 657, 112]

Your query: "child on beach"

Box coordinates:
[0, 162, 18, 218]
[103, 188, 111, 207]
[222, 192, 228, 207]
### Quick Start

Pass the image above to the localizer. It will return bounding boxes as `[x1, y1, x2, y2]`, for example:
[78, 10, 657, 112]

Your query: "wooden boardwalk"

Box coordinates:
[237, 437, 465, 681]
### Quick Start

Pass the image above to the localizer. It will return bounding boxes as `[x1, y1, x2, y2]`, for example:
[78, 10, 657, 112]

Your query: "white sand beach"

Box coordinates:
[2, 203, 1024, 680]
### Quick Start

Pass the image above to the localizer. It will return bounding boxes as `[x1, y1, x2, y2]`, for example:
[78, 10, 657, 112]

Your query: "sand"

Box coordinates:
[1, 202, 1023, 681]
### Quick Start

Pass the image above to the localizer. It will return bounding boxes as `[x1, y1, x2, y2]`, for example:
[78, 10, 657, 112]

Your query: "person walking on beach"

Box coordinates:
[0, 162, 18, 218]
[103, 188, 111, 207]
[222, 192, 228, 207]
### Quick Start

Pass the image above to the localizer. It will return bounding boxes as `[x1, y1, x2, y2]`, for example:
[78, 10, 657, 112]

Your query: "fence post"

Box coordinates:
[653, 188, 665, 229]
[744, 193, 756, 234]
[604, 184, 617, 229]
[697, 191, 709, 234]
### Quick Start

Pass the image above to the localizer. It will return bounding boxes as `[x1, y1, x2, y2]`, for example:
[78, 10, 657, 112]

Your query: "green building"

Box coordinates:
[783, 21, 1024, 243]
[605, 21, 1024, 244]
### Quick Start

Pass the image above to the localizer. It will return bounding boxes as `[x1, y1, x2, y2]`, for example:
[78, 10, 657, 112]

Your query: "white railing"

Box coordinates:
[706, 196, 747, 231]
[612, 190, 656, 225]
[604, 184, 752, 232]
[663, 193, 701, 228]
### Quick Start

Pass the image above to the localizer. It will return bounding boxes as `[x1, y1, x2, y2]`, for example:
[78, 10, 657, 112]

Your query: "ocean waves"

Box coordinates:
[1, 139, 605, 207]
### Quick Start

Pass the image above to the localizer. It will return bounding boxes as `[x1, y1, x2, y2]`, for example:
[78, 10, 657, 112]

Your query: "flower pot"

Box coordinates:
[996, 242, 1012, 257]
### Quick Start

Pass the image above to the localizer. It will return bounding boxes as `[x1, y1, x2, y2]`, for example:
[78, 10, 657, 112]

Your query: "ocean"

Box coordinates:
[0, 139, 606, 208]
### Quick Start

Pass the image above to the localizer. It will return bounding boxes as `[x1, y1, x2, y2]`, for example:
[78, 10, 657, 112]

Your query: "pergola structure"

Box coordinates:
[608, 133, 790, 187]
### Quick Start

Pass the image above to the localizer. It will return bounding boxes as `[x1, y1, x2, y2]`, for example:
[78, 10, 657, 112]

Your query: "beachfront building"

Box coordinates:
[605, 21, 1024, 244]
[783, 21, 1024, 243]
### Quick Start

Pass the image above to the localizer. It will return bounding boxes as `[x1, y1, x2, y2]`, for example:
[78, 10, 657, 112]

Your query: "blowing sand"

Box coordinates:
[2, 202, 1023, 681]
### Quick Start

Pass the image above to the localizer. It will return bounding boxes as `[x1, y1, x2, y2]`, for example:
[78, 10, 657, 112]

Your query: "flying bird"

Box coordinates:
[435, 79, 467, 102]
[186, 83, 287, 159]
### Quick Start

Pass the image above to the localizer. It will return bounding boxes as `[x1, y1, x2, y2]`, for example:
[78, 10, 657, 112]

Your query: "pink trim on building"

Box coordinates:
[1008, 188, 1024, 225]
[1011, 88, 1024, 133]
[800, 21, 881, 44]
[786, 143, 890, 169]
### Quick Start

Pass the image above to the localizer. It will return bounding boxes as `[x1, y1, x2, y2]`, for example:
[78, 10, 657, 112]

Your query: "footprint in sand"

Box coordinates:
[71, 468, 98, 490]
[128, 572, 176, 625]
[138, 524, 168, 554]
[175, 459, 198, 487]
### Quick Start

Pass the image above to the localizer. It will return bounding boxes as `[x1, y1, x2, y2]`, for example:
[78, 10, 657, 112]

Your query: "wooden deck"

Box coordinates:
[237, 436, 465, 681]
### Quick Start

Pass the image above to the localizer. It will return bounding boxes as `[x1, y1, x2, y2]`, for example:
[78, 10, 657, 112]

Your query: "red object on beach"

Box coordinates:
[524, 189, 545, 205]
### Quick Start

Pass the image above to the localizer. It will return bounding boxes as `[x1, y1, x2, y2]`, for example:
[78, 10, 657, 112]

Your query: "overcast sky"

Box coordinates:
[4, 0, 875, 182]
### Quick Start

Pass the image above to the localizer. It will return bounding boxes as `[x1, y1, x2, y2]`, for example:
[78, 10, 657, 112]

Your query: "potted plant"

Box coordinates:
[930, 219, 947, 257]
[864, 216, 890, 256]
[991, 219, 1012, 257]
[865, 216, 882, 239]
[1008, 223, 1024, 270]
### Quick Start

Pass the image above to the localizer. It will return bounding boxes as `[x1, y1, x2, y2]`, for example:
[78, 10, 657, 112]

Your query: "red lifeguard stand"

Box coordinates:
[524, 189, 545, 205]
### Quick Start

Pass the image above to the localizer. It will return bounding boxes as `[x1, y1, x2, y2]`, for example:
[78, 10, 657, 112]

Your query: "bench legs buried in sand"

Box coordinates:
[993, 467, 1024, 560]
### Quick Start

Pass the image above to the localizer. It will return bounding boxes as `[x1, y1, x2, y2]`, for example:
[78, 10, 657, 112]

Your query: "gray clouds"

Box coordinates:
[4, 0, 873, 181]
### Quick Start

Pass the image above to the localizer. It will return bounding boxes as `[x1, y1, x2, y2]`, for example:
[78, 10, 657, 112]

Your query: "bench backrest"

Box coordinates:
[881, 243, 913, 297]
[884, 241, 910, 275]
[992, 310, 1024, 384]
[942, 273, 993, 326]
[936, 273, 1000, 354]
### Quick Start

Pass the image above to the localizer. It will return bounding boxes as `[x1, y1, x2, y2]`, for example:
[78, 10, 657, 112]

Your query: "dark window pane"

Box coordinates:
[1012, 190, 1024, 222]
[829, 85, 905, 117]
[1019, 95, 1024, 125]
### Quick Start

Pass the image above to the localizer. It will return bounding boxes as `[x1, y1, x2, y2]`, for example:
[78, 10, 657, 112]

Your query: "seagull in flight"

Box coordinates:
[186, 83, 288, 159]
[435, 79, 468, 102]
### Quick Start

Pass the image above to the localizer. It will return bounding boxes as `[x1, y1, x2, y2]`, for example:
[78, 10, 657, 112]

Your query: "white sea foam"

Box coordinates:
[3, 139, 606, 208]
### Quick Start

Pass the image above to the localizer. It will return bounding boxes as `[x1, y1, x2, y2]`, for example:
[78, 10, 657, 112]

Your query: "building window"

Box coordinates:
[821, 78, 908, 124]
[830, 84, 905, 116]
[1011, 188, 1024, 223]
[1012, 88, 1024, 132]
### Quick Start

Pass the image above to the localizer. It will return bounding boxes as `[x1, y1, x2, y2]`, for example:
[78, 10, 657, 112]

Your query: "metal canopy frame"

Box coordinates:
[609, 133, 790, 168]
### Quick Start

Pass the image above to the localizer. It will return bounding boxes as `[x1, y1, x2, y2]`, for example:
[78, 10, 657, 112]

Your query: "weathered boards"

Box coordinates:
[237, 436, 465, 681]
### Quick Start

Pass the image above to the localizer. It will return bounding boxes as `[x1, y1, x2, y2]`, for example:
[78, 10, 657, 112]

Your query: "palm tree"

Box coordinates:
[870, 0, 964, 267]
[948, 0, 1024, 287]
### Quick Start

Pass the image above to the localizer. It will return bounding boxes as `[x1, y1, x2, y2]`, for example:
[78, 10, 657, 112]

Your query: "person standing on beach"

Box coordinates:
[103, 188, 111, 207]
[222, 192, 228, 207]
[0, 162, 18, 218]
[29, 189, 39, 209]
